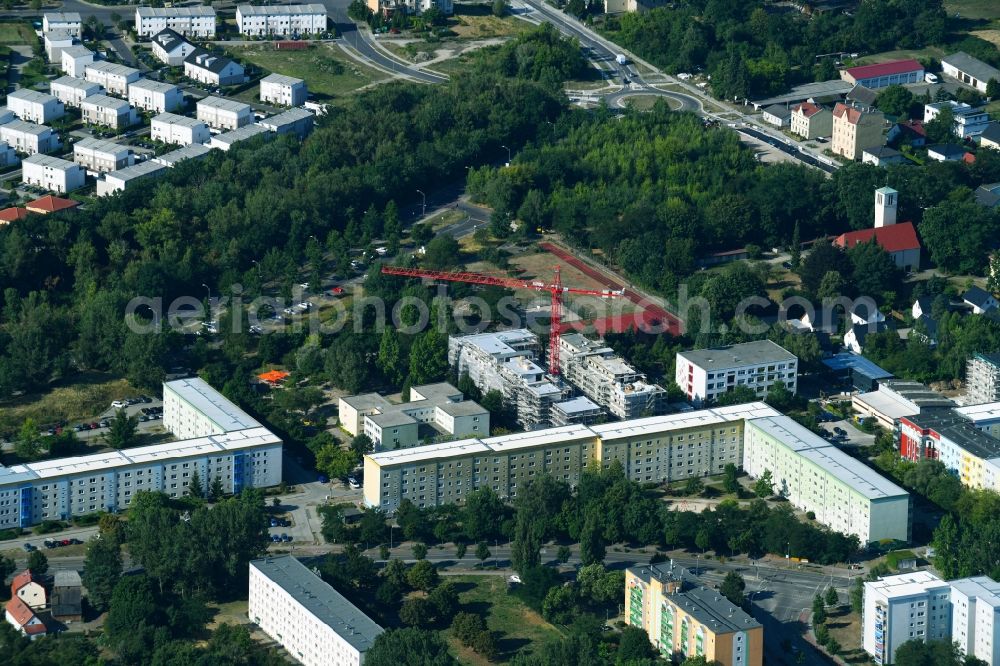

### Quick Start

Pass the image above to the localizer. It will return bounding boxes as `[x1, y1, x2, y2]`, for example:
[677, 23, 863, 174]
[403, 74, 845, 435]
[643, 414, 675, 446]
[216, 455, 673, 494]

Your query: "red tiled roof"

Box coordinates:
[833, 102, 863, 125]
[0, 207, 29, 223]
[834, 222, 921, 254]
[901, 120, 926, 137]
[963, 152, 976, 164]
[846, 59, 923, 81]
[23, 622, 47, 635]
[793, 102, 823, 118]
[5, 597, 36, 626]
[26, 195, 80, 214]
[11, 570, 35, 595]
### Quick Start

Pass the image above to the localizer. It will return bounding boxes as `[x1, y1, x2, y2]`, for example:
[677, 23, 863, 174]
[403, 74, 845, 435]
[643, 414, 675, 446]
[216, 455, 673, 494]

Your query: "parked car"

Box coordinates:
[317, 474, 329, 484]
[111, 400, 127, 409]
[23, 543, 35, 552]
[347, 477, 360, 490]
[269, 518, 278, 527]
[282, 534, 292, 542]
[271, 534, 281, 543]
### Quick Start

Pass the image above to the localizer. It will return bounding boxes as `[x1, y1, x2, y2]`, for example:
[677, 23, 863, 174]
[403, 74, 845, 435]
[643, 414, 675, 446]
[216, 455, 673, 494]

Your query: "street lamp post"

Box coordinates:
[501, 144, 511, 164]
[416, 189, 426, 217]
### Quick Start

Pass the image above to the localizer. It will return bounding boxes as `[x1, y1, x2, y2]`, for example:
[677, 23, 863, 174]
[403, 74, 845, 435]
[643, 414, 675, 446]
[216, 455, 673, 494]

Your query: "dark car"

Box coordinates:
[271, 534, 281, 543]
[269, 518, 278, 527]
[317, 474, 329, 484]
[23, 543, 35, 552]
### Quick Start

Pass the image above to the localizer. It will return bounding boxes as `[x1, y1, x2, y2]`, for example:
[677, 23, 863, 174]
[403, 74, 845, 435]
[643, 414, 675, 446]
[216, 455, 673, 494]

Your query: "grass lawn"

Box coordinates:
[985, 99, 1000, 120]
[622, 94, 680, 111]
[853, 46, 948, 65]
[0, 374, 138, 438]
[0, 22, 35, 46]
[442, 576, 562, 664]
[229, 44, 387, 101]
[822, 606, 869, 665]
[449, 4, 533, 39]
[945, 0, 1000, 20]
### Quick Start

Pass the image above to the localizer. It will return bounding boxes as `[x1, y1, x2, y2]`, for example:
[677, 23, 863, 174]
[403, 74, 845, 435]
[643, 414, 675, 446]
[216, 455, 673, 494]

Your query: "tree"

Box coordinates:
[316, 445, 359, 480]
[825, 586, 839, 607]
[27, 550, 47, 575]
[754, 470, 774, 498]
[812, 592, 827, 625]
[377, 327, 404, 385]
[408, 329, 448, 385]
[579, 510, 605, 565]
[924, 105, 956, 144]
[350, 434, 374, 458]
[462, 487, 504, 542]
[406, 560, 439, 591]
[720, 571, 746, 608]
[723, 463, 739, 494]
[876, 84, 915, 118]
[187, 470, 204, 499]
[988, 78, 1000, 101]
[428, 582, 459, 623]
[209, 475, 224, 502]
[475, 541, 491, 567]
[83, 534, 123, 612]
[825, 637, 841, 655]
[15, 419, 42, 461]
[893, 638, 964, 666]
[455, 542, 467, 559]
[850, 576, 864, 613]
[714, 385, 759, 407]
[618, 624, 658, 660]
[683, 476, 705, 497]
[541, 584, 577, 624]
[0, 555, 15, 591]
[789, 221, 801, 268]
[104, 574, 161, 660]
[400, 597, 434, 627]
[557, 545, 571, 563]
[365, 628, 457, 666]
[105, 409, 138, 449]
[423, 235, 461, 270]
[411, 223, 434, 247]
[491, 0, 507, 17]
[452, 611, 487, 643]
[412, 542, 428, 560]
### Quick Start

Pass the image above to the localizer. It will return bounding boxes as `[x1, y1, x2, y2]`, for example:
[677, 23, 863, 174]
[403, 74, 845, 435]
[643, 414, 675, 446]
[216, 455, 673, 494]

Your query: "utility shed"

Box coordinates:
[51, 570, 82, 621]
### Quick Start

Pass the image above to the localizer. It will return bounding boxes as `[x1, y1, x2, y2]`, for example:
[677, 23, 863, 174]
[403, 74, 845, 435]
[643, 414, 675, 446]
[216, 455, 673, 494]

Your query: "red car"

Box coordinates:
[60, 539, 71, 546]
[331, 287, 344, 295]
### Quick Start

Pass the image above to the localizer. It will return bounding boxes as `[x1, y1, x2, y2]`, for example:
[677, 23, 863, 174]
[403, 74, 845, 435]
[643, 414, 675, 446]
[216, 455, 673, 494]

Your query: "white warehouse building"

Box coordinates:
[196, 96, 252, 130]
[128, 79, 184, 114]
[236, 4, 327, 37]
[151, 112, 211, 146]
[21, 154, 85, 194]
[259, 73, 307, 107]
[249, 556, 383, 666]
[0, 121, 61, 155]
[135, 6, 218, 39]
[0, 377, 282, 530]
[6, 89, 64, 125]
[73, 137, 134, 174]
[85, 61, 142, 97]
[49, 76, 104, 108]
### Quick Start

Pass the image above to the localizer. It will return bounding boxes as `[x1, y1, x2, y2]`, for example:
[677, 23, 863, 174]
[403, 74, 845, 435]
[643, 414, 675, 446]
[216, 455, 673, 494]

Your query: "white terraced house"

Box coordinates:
[184, 50, 244, 87]
[43, 12, 81, 36]
[80, 95, 138, 130]
[196, 96, 252, 130]
[84, 61, 142, 97]
[257, 107, 314, 138]
[6, 90, 64, 125]
[73, 137, 135, 174]
[21, 154, 85, 194]
[151, 112, 211, 146]
[236, 4, 327, 37]
[259, 73, 307, 107]
[0, 121, 60, 155]
[49, 76, 104, 108]
[97, 161, 168, 197]
[150, 28, 197, 66]
[44, 31, 74, 61]
[128, 79, 184, 114]
[135, 6, 218, 39]
[0, 378, 282, 530]
[60, 45, 94, 78]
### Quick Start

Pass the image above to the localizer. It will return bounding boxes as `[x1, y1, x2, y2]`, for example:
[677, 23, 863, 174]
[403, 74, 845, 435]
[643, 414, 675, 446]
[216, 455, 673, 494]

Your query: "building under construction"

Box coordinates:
[448, 329, 602, 429]
[558, 333, 667, 419]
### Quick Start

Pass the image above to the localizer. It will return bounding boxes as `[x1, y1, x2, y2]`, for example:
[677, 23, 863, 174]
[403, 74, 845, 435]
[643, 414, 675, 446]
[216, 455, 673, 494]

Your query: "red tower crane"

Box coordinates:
[381, 265, 623, 375]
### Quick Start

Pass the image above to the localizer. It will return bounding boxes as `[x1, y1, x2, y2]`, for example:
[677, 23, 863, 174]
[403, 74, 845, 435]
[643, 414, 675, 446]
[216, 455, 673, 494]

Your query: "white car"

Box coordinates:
[111, 400, 127, 409]
[283, 307, 295, 315]
[297, 302, 312, 311]
[347, 477, 360, 489]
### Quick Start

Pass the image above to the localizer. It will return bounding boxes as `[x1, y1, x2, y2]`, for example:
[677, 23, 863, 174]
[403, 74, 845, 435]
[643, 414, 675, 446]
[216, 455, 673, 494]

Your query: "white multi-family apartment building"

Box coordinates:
[60, 45, 94, 78]
[210, 124, 271, 151]
[257, 107, 314, 138]
[249, 556, 383, 666]
[675, 340, 798, 405]
[236, 4, 327, 36]
[6, 90, 64, 125]
[184, 50, 245, 87]
[164, 376, 263, 439]
[0, 121, 60, 155]
[97, 160, 168, 197]
[150, 28, 197, 66]
[80, 94, 137, 130]
[364, 402, 782, 511]
[339, 383, 489, 450]
[135, 6, 218, 39]
[259, 73, 307, 107]
[49, 76, 104, 108]
[44, 30, 75, 62]
[743, 415, 909, 544]
[150, 112, 211, 146]
[863, 572, 1000, 666]
[43, 12, 81, 36]
[85, 62, 142, 97]
[21, 154, 85, 194]
[196, 96, 252, 130]
[73, 137, 134, 174]
[863, 572, 953, 665]
[0, 378, 281, 530]
[128, 79, 184, 114]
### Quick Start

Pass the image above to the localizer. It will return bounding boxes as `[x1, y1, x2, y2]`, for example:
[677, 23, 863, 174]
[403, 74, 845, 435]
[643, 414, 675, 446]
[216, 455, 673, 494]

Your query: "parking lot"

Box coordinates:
[67, 394, 166, 442]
